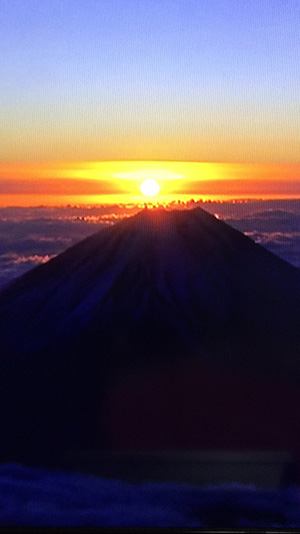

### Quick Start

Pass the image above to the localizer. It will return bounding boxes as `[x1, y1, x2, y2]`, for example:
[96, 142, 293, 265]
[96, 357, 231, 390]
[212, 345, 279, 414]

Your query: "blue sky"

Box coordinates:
[1, 0, 299, 162]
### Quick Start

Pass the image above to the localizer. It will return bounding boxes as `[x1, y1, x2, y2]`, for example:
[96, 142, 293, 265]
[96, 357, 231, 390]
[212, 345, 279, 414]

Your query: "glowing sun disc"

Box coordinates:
[140, 179, 160, 197]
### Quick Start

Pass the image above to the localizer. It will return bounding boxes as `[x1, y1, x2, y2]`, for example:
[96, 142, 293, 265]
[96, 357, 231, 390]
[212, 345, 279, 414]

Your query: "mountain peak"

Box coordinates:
[1, 206, 300, 371]
[1, 206, 300, 463]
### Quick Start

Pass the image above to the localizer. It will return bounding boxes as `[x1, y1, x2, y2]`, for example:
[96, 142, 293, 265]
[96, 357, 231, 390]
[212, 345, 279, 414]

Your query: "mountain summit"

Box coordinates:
[1, 206, 300, 464]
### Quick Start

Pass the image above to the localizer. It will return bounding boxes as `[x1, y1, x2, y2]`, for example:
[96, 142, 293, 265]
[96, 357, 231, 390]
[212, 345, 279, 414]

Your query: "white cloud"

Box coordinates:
[0, 253, 55, 266]
[0, 253, 57, 290]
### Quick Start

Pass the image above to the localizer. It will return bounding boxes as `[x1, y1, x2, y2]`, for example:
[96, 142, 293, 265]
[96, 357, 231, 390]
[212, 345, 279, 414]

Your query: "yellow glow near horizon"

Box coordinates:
[1, 161, 300, 207]
[115, 169, 183, 182]
[2, 160, 300, 183]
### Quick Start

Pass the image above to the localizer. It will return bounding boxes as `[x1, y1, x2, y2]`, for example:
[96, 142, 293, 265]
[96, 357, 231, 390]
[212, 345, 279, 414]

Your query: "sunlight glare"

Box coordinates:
[140, 179, 161, 197]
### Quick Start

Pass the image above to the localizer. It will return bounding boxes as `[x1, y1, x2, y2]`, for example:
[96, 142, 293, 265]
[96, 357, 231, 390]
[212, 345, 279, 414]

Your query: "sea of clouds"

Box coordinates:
[1, 199, 300, 290]
[0, 463, 299, 527]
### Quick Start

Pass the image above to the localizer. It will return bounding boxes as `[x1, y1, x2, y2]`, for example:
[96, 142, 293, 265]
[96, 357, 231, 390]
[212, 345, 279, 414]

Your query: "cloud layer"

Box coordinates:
[0, 205, 139, 289]
[1, 200, 300, 289]
[0, 463, 299, 527]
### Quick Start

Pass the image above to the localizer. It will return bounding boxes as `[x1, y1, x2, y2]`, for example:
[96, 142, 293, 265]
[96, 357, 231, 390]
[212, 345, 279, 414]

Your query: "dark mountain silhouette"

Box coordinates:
[1, 206, 300, 466]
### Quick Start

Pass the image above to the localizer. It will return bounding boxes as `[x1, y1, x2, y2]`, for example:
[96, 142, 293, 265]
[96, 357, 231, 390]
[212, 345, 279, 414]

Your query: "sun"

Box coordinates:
[140, 178, 161, 197]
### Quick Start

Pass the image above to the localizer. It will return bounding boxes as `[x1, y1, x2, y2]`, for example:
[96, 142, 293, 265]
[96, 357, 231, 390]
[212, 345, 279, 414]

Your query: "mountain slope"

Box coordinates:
[1, 206, 300, 464]
[1, 206, 300, 371]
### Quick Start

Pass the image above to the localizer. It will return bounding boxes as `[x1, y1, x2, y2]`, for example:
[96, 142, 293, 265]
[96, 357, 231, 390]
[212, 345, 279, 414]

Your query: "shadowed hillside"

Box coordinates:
[1, 207, 300, 466]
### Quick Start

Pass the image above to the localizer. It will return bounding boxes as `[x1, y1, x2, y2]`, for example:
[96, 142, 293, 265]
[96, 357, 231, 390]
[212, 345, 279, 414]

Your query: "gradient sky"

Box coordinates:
[0, 0, 299, 203]
[1, 0, 299, 163]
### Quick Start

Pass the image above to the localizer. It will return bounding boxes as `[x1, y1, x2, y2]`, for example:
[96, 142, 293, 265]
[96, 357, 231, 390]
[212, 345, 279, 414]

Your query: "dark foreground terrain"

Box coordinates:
[1, 207, 300, 470]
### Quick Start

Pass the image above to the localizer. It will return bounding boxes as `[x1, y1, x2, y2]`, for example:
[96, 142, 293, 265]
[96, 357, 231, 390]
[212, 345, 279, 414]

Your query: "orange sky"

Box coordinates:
[1, 161, 300, 206]
[1, 2, 299, 208]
